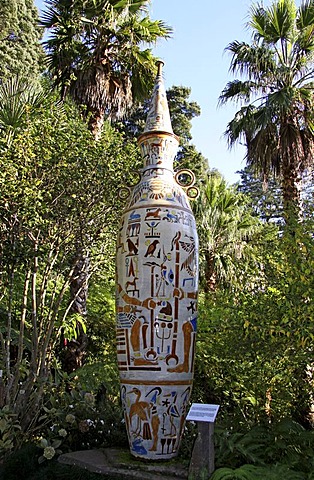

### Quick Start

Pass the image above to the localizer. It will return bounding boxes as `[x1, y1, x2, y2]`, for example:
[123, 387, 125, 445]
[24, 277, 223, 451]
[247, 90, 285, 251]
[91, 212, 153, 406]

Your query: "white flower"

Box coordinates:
[58, 428, 67, 437]
[65, 414, 76, 424]
[43, 446, 55, 460]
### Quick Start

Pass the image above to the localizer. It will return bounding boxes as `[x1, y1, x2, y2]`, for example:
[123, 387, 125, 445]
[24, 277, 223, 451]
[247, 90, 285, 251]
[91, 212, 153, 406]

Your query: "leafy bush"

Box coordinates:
[193, 219, 314, 427]
[210, 464, 307, 480]
[0, 406, 22, 458]
[36, 374, 127, 457]
[211, 418, 314, 479]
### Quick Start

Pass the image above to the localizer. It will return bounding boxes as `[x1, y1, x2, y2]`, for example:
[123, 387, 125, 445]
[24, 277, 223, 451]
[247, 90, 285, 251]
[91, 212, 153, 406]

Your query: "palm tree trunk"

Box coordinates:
[281, 152, 303, 226]
[88, 108, 105, 141]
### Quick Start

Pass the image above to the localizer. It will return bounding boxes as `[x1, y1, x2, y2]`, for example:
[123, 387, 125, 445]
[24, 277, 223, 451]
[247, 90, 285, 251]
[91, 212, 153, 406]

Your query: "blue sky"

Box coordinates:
[34, 0, 265, 183]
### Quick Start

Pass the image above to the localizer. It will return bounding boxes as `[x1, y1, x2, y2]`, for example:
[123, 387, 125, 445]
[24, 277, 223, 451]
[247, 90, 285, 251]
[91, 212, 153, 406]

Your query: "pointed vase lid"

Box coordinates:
[143, 61, 174, 134]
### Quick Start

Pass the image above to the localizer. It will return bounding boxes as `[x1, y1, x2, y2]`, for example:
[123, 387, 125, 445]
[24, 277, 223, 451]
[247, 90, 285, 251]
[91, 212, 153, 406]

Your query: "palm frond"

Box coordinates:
[0, 77, 49, 148]
[297, 0, 314, 30]
[0, 77, 45, 128]
[226, 41, 277, 80]
[218, 80, 257, 106]
[194, 172, 260, 290]
[224, 104, 257, 148]
[250, 0, 297, 44]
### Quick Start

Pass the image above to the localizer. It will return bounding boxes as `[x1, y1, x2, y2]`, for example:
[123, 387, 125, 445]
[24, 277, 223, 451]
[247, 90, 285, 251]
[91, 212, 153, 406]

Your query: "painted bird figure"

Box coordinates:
[126, 238, 138, 255]
[128, 388, 152, 439]
[144, 240, 159, 257]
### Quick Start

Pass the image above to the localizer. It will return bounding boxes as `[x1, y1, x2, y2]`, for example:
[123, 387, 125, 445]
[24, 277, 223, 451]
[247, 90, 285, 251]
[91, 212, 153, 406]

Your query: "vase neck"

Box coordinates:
[138, 61, 179, 171]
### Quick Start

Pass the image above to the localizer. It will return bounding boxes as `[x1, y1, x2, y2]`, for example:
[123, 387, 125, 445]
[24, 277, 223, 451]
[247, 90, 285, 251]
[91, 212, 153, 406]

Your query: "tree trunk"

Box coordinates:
[88, 108, 105, 141]
[281, 151, 303, 226]
[204, 251, 217, 293]
[61, 252, 89, 374]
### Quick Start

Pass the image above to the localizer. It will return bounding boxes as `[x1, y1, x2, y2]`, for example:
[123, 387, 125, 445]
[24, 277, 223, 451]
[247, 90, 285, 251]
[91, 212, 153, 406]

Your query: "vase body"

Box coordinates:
[116, 140, 199, 460]
[115, 63, 198, 460]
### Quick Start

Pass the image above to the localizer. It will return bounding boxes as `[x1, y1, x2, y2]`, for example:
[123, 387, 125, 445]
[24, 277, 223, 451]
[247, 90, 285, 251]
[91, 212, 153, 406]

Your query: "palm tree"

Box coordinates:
[193, 171, 260, 293]
[219, 0, 314, 224]
[41, 0, 172, 139]
[0, 76, 46, 148]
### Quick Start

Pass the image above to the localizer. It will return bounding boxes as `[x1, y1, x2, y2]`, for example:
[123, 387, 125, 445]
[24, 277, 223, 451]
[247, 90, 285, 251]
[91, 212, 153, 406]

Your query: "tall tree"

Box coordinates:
[166, 85, 201, 143]
[166, 86, 208, 177]
[41, 0, 172, 139]
[0, 0, 43, 82]
[40, 0, 170, 367]
[219, 0, 314, 224]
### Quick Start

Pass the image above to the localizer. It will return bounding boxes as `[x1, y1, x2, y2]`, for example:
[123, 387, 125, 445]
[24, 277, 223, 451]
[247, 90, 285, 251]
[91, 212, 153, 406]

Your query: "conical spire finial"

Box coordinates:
[143, 60, 173, 134]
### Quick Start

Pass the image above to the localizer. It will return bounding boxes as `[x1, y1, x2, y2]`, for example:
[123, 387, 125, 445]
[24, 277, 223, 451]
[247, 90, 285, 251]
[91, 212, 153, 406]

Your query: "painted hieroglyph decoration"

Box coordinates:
[116, 62, 199, 460]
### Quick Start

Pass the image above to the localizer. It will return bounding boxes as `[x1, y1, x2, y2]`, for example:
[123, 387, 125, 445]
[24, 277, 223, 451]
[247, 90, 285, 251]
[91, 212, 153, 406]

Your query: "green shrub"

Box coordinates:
[210, 464, 307, 480]
[36, 375, 127, 457]
[0, 406, 22, 459]
[212, 418, 314, 479]
[0, 444, 41, 480]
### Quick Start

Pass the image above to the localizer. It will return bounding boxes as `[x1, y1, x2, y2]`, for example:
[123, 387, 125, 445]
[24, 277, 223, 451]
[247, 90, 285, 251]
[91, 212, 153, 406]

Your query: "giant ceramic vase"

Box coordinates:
[116, 62, 199, 460]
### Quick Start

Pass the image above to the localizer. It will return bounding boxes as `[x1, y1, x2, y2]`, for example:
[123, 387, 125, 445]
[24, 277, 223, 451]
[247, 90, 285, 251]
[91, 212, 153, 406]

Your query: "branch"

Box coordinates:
[28, 232, 40, 383]
[10, 269, 31, 402]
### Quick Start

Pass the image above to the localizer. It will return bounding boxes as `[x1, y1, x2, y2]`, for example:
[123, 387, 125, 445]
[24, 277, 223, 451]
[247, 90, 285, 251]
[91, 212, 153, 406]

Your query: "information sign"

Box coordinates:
[186, 403, 220, 423]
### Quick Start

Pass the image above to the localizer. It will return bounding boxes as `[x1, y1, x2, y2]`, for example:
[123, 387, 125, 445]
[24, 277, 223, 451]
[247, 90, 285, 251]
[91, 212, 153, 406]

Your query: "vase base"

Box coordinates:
[130, 450, 179, 461]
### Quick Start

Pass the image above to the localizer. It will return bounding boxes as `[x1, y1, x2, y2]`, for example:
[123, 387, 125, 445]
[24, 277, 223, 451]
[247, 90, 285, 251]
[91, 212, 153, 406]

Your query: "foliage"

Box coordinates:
[41, 0, 172, 137]
[237, 164, 314, 225]
[210, 464, 307, 480]
[0, 4, 312, 475]
[0, 0, 44, 82]
[219, 0, 314, 222]
[237, 166, 284, 225]
[84, 279, 117, 366]
[211, 418, 314, 479]
[37, 376, 127, 455]
[215, 418, 314, 471]
[0, 406, 21, 458]
[193, 171, 262, 292]
[193, 215, 314, 426]
[166, 85, 201, 144]
[0, 76, 48, 148]
[0, 82, 140, 437]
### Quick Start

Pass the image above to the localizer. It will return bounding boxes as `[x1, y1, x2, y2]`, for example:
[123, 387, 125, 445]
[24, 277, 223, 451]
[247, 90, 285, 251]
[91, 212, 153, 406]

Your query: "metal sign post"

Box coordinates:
[187, 404, 220, 479]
